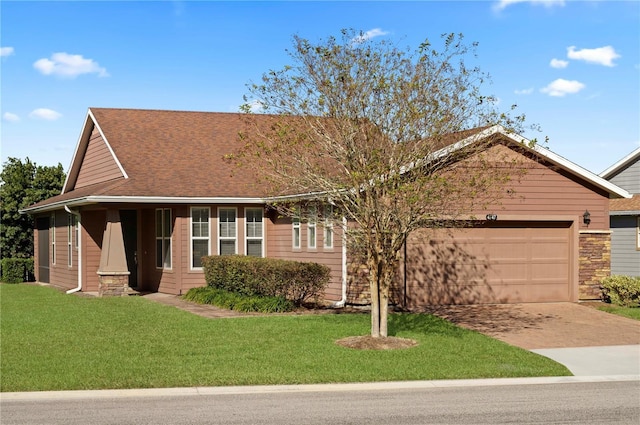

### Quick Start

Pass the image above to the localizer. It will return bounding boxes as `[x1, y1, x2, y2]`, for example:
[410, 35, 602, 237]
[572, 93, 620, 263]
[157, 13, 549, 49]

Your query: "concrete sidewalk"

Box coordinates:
[532, 345, 640, 376]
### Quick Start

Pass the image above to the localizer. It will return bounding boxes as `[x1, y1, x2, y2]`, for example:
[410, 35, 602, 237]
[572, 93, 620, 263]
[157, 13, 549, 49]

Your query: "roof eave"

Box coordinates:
[20, 195, 267, 214]
[600, 147, 640, 179]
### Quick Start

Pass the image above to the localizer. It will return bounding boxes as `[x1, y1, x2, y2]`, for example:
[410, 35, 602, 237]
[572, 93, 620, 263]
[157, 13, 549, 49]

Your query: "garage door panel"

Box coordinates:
[405, 222, 572, 305]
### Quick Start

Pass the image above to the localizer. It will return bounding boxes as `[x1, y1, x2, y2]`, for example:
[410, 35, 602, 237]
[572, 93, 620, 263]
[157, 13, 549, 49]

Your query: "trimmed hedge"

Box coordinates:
[1, 258, 35, 284]
[183, 287, 295, 313]
[601, 275, 640, 307]
[201, 255, 330, 305]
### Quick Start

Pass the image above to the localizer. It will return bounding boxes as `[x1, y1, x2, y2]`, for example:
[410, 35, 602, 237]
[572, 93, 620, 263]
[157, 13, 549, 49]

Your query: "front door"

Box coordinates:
[36, 217, 50, 283]
[120, 210, 138, 288]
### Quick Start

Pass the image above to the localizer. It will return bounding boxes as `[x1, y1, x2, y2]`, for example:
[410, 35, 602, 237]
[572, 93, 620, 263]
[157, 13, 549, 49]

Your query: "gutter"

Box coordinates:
[64, 205, 82, 294]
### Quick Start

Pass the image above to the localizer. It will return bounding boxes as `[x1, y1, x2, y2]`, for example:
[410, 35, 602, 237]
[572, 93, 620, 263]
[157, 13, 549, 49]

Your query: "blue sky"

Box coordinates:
[1, 1, 638, 175]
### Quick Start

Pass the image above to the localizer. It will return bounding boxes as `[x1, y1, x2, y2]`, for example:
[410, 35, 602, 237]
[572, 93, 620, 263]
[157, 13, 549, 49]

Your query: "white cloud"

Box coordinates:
[0, 47, 14, 57]
[3, 112, 20, 122]
[33, 52, 109, 78]
[514, 88, 534, 95]
[567, 45, 620, 67]
[352, 28, 390, 43]
[493, 0, 565, 12]
[550, 58, 568, 69]
[29, 108, 62, 120]
[540, 79, 585, 97]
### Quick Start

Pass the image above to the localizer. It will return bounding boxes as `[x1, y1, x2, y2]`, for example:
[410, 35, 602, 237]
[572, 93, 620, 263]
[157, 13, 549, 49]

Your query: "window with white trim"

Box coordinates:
[74, 216, 79, 250]
[637, 217, 640, 250]
[190, 207, 210, 269]
[307, 206, 317, 249]
[51, 214, 56, 265]
[292, 213, 301, 249]
[323, 205, 333, 249]
[245, 208, 263, 257]
[156, 208, 172, 269]
[67, 214, 73, 267]
[219, 208, 237, 255]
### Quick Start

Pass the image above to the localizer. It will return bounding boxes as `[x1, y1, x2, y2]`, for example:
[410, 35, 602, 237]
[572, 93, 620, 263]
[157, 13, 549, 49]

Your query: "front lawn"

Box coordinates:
[598, 305, 640, 320]
[0, 284, 570, 392]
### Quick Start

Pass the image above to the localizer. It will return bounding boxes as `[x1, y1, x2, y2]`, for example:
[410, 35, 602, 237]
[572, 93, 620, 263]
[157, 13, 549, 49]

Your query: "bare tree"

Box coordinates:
[239, 30, 533, 338]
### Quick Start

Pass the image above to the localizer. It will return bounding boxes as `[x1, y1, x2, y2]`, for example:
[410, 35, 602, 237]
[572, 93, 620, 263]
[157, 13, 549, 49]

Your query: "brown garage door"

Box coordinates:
[404, 221, 572, 306]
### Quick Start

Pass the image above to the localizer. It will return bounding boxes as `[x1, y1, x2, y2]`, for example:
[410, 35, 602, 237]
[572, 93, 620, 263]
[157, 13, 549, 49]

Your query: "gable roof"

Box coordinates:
[22, 109, 631, 214]
[600, 146, 640, 180]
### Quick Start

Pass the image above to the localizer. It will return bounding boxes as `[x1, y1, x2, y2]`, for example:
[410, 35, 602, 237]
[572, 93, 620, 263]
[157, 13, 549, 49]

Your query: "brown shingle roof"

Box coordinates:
[88, 108, 265, 198]
[610, 194, 640, 212]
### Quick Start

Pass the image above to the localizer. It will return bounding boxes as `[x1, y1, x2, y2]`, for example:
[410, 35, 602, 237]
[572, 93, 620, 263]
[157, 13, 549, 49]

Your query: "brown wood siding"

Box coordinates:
[475, 145, 610, 230]
[48, 210, 78, 290]
[33, 216, 40, 281]
[266, 216, 344, 301]
[82, 209, 106, 292]
[75, 127, 123, 189]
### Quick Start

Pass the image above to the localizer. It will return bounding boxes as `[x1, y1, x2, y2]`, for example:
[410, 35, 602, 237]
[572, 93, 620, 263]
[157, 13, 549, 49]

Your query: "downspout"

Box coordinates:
[64, 205, 82, 294]
[331, 216, 348, 308]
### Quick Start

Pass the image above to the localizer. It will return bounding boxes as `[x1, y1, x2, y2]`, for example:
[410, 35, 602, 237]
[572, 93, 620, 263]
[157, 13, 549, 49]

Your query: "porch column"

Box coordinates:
[97, 209, 130, 296]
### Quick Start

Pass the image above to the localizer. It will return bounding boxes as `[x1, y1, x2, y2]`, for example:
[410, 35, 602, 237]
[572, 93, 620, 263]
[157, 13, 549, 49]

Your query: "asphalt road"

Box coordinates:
[2, 380, 639, 425]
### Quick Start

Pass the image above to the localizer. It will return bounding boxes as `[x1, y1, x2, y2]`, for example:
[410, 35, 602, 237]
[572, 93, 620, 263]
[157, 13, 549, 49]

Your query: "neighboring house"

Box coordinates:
[600, 147, 640, 277]
[22, 108, 631, 307]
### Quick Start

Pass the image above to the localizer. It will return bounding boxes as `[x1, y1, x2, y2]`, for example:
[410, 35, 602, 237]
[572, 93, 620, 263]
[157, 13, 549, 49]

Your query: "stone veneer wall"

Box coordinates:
[578, 231, 611, 300]
[98, 274, 130, 296]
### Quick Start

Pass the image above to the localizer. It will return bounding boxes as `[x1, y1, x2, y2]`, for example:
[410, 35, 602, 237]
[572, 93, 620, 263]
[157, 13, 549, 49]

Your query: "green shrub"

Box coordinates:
[201, 255, 330, 305]
[1, 258, 34, 284]
[183, 287, 295, 313]
[601, 275, 640, 307]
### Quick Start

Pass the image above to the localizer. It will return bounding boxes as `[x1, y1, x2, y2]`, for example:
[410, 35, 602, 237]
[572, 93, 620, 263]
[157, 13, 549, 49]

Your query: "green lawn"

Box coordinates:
[598, 304, 640, 320]
[0, 284, 570, 392]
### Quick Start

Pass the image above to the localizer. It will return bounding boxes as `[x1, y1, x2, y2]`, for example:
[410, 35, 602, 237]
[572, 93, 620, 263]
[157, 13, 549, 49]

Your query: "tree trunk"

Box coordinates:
[368, 255, 381, 337]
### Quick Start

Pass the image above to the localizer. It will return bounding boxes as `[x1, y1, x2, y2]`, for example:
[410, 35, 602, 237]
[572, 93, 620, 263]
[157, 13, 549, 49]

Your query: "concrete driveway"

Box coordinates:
[424, 302, 640, 376]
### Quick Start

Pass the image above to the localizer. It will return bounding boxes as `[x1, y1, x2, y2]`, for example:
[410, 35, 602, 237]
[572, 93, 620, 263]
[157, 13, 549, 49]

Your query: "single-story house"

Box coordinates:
[600, 147, 640, 277]
[22, 108, 631, 306]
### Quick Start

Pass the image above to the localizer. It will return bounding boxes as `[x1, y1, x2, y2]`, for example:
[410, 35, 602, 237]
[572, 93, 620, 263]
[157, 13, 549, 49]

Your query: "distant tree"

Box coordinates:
[0, 158, 65, 259]
[240, 30, 534, 338]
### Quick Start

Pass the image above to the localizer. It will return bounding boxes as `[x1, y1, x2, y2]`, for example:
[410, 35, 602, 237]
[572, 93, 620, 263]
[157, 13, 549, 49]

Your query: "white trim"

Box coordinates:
[245, 207, 264, 257]
[88, 109, 129, 180]
[323, 205, 334, 250]
[307, 206, 317, 250]
[62, 112, 93, 193]
[218, 207, 238, 255]
[600, 147, 640, 179]
[64, 206, 82, 294]
[189, 206, 211, 270]
[51, 213, 56, 265]
[578, 230, 612, 234]
[292, 214, 301, 250]
[67, 214, 73, 268]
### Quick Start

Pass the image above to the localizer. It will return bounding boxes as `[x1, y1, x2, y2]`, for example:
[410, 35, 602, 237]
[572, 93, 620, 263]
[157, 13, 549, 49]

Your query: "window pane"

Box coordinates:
[325, 226, 333, 248]
[247, 240, 262, 257]
[156, 210, 163, 237]
[220, 240, 236, 256]
[163, 239, 172, 268]
[192, 239, 208, 268]
[164, 209, 172, 237]
[308, 226, 316, 248]
[156, 240, 163, 268]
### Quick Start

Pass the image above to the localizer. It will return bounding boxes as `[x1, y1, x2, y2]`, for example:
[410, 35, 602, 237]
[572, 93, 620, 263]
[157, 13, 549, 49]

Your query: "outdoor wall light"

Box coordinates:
[486, 214, 498, 221]
[583, 210, 591, 225]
